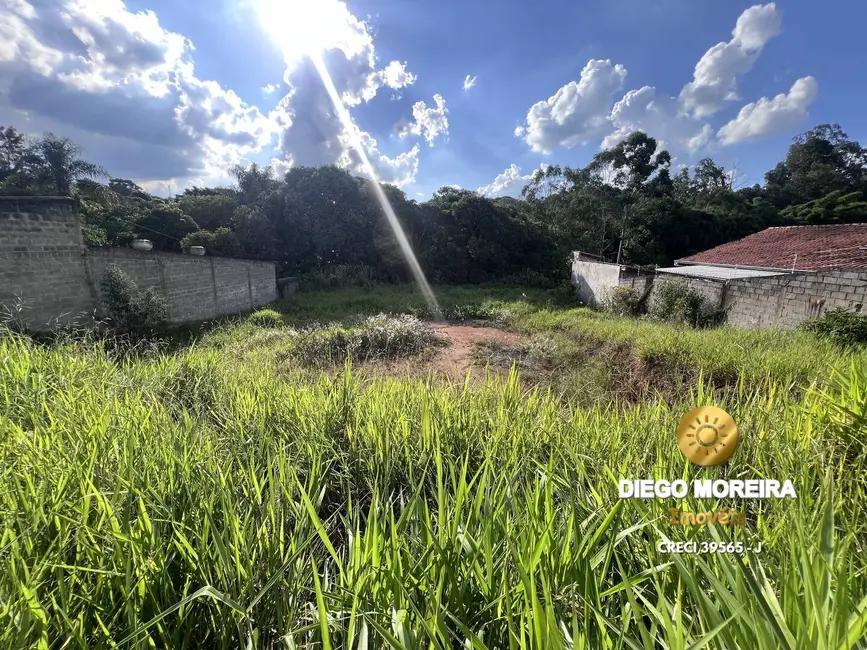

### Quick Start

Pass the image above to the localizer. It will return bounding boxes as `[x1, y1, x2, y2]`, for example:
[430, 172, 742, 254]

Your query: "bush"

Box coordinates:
[648, 279, 725, 328]
[801, 308, 867, 347]
[249, 309, 284, 328]
[603, 286, 645, 317]
[299, 265, 382, 292]
[291, 314, 446, 364]
[494, 269, 557, 288]
[100, 266, 168, 335]
[180, 227, 243, 257]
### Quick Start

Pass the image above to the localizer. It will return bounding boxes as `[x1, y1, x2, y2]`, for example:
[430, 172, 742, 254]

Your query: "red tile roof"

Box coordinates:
[677, 224, 867, 271]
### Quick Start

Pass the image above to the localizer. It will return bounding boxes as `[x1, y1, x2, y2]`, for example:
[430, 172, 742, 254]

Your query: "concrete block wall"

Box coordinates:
[87, 249, 279, 324]
[1, 196, 279, 330]
[0, 197, 96, 327]
[653, 275, 725, 309]
[724, 270, 867, 328]
[570, 249, 867, 329]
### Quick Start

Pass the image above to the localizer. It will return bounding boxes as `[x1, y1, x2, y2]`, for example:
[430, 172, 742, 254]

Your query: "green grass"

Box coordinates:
[1, 284, 866, 648]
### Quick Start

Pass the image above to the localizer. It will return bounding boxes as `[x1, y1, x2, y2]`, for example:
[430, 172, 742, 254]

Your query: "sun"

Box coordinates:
[253, 0, 357, 65]
[676, 406, 739, 467]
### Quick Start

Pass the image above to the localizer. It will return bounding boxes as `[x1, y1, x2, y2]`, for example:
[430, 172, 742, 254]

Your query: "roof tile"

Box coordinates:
[676, 224, 867, 271]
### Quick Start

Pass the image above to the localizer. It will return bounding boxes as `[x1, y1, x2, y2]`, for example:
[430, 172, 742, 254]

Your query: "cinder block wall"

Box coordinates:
[0, 196, 279, 329]
[0, 197, 96, 327]
[724, 271, 867, 327]
[652, 275, 726, 309]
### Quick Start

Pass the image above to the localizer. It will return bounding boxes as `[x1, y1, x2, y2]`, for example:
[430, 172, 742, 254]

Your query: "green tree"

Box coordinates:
[134, 205, 198, 251]
[180, 227, 243, 257]
[176, 193, 239, 231]
[34, 133, 107, 196]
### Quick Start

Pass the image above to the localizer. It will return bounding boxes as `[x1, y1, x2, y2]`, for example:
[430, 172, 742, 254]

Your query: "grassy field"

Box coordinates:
[2, 284, 866, 649]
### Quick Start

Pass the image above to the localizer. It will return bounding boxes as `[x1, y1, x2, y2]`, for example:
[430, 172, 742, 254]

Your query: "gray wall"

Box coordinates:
[1, 196, 279, 330]
[571, 253, 625, 307]
[724, 270, 867, 327]
[570, 250, 867, 328]
[653, 274, 726, 309]
[87, 248, 279, 324]
[571, 252, 654, 307]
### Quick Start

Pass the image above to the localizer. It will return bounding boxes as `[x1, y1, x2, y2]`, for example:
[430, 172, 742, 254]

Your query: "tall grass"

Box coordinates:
[1, 286, 866, 648]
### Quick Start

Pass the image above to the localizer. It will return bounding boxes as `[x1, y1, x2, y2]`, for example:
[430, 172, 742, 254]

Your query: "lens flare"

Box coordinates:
[255, 0, 442, 319]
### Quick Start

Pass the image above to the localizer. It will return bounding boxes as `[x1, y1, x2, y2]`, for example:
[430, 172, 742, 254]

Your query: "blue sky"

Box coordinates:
[2, 0, 865, 199]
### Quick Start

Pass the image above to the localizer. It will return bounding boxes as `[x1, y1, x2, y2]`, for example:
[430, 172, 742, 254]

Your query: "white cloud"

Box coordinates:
[516, 59, 627, 154]
[379, 61, 416, 90]
[603, 86, 712, 154]
[0, 0, 274, 185]
[463, 74, 476, 90]
[270, 3, 421, 175]
[679, 3, 782, 118]
[0, 0, 422, 188]
[345, 131, 420, 187]
[717, 76, 817, 145]
[477, 163, 550, 198]
[515, 3, 802, 161]
[397, 94, 449, 145]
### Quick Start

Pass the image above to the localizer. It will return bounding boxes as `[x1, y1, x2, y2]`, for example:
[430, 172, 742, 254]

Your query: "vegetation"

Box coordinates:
[3, 123, 866, 284]
[801, 308, 867, 347]
[247, 308, 285, 328]
[99, 266, 169, 336]
[647, 279, 726, 328]
[290, 313, 447, 365]
[1, 286, 866, 648]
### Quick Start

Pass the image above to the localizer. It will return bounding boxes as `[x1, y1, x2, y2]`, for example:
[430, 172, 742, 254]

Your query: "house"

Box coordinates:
[572, 224, 867, 328]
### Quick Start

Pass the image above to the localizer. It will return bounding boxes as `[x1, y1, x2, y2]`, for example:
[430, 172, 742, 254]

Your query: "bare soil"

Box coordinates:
[367, 322, 525, 381]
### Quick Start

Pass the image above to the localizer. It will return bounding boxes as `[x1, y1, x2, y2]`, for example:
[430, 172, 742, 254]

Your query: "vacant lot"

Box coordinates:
[2, 284, 866, 649]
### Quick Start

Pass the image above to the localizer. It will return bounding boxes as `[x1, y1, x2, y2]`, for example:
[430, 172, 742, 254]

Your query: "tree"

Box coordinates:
[33, 133, 107, 196]
[134, 206, 198, 251]
[180, 227, 243, 257]
[765, 124, 867, 206]
[176, 193, 238, 231]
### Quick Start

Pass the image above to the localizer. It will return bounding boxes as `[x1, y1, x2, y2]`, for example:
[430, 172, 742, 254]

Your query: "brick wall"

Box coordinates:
[1, 196, 279, 329]
[0, 197, 96, 327]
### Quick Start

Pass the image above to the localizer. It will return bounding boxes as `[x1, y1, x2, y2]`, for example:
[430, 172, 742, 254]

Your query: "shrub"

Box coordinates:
[648, 279, 725, 328]
[249, 309, 284, 328]
[494, 269, 557, 288]
[801, 308, 867, 347]
[603, 286, 645, 317]
[100, 266, 168, 335]
[299, 265, 382, 292]
[291, 314, 446, 364]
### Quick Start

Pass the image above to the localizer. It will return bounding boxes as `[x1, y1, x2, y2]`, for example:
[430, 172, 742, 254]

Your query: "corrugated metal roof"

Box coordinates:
[656, 265, 786, 281]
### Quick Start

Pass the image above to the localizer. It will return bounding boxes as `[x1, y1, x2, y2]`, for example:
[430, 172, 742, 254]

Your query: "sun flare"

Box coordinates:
[254, 0, 357, 64]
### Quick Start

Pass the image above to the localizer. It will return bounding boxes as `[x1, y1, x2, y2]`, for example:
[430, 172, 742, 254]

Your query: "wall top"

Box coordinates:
[0, 196, 76, 214]
[0, 195, 75, 203]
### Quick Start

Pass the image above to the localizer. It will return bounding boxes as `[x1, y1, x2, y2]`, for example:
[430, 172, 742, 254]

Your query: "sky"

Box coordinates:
[1, 0, 865, 200]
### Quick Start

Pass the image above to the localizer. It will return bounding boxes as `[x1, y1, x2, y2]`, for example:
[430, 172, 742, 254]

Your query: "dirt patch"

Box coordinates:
[369, 322, 525, 380]
[429, 323, 524, 377]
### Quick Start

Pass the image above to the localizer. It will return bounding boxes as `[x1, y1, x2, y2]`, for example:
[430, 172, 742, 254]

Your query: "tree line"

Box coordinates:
[2, 123, 865, 283]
